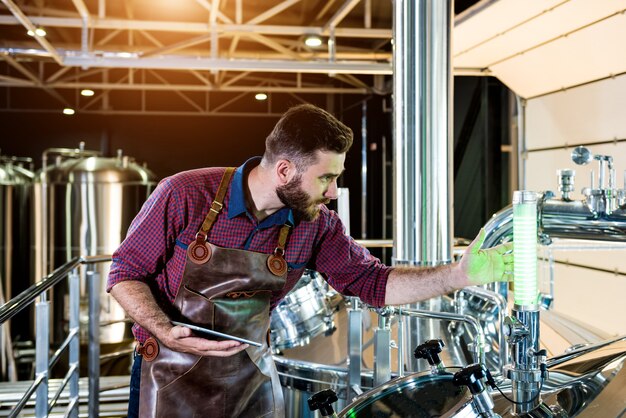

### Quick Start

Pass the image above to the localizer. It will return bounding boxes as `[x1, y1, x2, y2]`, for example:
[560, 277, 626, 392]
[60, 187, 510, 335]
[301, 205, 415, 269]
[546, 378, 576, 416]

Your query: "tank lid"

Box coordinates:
[39, 156, 158, 184]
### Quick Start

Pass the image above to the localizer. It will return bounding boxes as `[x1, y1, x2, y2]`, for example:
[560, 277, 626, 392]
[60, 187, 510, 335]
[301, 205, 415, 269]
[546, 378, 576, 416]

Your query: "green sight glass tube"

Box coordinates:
[513, 191, 538, 306]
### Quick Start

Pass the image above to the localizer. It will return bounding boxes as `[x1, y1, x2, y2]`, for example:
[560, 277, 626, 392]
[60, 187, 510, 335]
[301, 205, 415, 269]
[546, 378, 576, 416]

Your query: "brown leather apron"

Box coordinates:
[139, 168, 290, 418]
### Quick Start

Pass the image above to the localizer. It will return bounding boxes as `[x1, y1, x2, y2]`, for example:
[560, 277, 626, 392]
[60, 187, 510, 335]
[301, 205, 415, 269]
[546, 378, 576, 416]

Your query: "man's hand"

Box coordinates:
[161, 325, 249, 357]
[458, 228, 514, 286]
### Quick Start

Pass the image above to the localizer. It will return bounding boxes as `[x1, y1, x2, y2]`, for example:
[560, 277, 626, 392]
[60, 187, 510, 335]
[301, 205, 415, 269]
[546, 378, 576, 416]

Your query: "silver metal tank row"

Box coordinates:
[32, 144, 157, 345]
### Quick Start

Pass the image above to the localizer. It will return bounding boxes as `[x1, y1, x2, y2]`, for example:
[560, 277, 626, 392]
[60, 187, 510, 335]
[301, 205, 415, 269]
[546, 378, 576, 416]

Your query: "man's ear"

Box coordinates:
[275, 159, 295, 185]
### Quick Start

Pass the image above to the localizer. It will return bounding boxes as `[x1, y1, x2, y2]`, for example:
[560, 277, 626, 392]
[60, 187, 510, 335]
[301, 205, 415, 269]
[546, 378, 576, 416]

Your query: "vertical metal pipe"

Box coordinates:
[337, 188, 351, 236]
[35, 300, 49, 417]
[347, 298, 363, 396]
[373, 314, 391, 385]
[361, 100, 368, 239]
[68, 270, 80, 418]
[392, 0, 454, 371]
[517, 96, 526, 191]
[87, 269, 100, 418]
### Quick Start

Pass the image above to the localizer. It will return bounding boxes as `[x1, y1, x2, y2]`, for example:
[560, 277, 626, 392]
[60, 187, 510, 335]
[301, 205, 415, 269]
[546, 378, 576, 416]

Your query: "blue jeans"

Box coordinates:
[128, 353, 142, 418]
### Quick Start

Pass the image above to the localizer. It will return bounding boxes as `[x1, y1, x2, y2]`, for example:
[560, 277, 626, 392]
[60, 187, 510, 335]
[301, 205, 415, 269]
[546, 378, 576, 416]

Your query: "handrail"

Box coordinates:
[0, 254, 112, 418]
[0, 255, 112, 324]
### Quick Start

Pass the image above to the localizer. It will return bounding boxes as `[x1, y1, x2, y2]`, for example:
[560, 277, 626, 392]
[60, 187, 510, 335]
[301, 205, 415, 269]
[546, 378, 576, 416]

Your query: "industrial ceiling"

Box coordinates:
[0, 0, 393, 116]
[1, 0, 624, 115]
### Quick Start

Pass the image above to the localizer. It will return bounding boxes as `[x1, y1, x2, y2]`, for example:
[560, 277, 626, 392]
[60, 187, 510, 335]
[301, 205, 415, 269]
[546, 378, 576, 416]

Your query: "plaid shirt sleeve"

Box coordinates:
[106, 176, 184, 291]
[311, 210, 391, 307]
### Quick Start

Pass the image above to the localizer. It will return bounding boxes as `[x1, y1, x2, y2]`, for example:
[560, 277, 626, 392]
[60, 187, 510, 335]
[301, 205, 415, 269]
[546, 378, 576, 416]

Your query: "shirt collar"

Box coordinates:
[228, 157, 294, 227]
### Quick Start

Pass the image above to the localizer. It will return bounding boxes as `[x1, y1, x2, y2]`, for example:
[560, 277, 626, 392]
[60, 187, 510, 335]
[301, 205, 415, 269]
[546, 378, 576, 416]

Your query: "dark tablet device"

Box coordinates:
[171, 320, 262, 347]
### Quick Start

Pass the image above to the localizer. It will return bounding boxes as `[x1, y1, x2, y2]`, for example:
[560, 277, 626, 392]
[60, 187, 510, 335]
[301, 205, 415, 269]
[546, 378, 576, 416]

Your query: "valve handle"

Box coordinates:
[413, 339, 445, 366]
[452, 363, 493, 395]
[308, 389, 338, 417]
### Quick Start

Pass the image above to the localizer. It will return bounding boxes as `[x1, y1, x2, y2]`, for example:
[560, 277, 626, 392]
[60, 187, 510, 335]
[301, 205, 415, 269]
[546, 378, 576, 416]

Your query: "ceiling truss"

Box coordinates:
[0, 0, 394, 115]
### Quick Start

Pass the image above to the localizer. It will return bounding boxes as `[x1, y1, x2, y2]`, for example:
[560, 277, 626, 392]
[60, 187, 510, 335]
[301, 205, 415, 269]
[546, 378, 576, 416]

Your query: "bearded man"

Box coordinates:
[107, 104, 513, 418]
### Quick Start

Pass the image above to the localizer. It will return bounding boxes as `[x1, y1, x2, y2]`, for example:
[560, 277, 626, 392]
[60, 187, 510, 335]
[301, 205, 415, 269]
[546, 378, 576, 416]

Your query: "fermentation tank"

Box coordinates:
[0, 154, 34, 380]
[33, 146, 157, 345]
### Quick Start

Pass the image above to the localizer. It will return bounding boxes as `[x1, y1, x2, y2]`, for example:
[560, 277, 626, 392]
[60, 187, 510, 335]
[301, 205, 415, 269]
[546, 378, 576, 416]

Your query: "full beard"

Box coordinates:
[276, 175, 328, 222]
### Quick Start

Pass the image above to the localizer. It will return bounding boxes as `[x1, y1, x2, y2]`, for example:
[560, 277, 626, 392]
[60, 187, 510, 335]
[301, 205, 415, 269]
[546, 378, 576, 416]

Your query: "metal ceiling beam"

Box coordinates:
[0, 0, 64, 65]
[60, 54, 391, 74]
[244, 33, 303, 60]
[0, 108, 284, 117]
[325, 0, 361, 30]
[1, 54, 71, 106]
[193, 0, 233, 24]
[148, 69, 205, 112]
[141, 33, 213, 58]
[0, 16, 391, 38]
[0, 74, 34, 84]
[0, 81, 368, 94]
[246, 0, 303, 25]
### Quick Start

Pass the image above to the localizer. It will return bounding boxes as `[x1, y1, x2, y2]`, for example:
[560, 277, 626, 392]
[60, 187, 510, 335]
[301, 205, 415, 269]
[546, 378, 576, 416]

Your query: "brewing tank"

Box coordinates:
[33, 149, 157, 344]
[0, 156, 34, 347]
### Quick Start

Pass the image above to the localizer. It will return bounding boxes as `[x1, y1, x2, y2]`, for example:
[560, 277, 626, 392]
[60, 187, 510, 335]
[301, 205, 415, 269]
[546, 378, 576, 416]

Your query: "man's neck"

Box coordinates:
[246, 165, 284, 222]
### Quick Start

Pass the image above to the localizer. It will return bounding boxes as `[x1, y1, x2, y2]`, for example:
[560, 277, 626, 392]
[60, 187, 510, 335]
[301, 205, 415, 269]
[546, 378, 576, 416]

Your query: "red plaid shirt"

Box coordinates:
[107, 157, 391, 343]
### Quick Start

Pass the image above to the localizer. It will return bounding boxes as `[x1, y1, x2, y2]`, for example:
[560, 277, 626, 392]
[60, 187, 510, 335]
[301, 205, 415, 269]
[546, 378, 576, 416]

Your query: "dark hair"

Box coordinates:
[262, 104, 353, 170]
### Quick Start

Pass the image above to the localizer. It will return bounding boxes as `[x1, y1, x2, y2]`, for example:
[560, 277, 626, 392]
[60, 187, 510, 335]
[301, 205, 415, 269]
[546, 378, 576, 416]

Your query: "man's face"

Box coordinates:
[276, 150, 345, 221]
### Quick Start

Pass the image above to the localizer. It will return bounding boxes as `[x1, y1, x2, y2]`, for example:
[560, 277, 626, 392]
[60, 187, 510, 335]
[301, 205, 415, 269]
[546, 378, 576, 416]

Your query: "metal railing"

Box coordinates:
[0, 255, 111, 418]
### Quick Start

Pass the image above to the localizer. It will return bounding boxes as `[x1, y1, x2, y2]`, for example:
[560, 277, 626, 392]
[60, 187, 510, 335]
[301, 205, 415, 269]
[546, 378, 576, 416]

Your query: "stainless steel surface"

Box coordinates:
[373, 313, 391, 386]
[34, 148, 157, 344]
[337, 368, 476, 418]
[392, 0, 454, 374]
[336, 188, 350, 236]
[540, 197, 626, 242]
[87, 269, 100, 418]
[270, 271, 336, 351]
[361, 100, 367, 239]
[392, 0, 453, 267]
[68, 270, 79, 418]
[347, 298, 363, 398]
[492, 338, 626, 417]
[505, 307, 543, 414]
[0, 155, 34, 371]
[391, 307, 485, 367]
[34, 301, 48, 417]
[459, 286, 508, 377]
[571, 146, 593, 166]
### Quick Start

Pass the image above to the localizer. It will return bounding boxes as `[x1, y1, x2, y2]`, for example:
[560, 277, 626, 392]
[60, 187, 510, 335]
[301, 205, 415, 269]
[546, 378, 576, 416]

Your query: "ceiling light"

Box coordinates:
[117, 52, 134, 58]
[304, 35, 323, 48]
[255, 93, 268, 101]
[27, 27, 47, 37]
[81, 89, 95, 97]
[63, 108, 75, 115]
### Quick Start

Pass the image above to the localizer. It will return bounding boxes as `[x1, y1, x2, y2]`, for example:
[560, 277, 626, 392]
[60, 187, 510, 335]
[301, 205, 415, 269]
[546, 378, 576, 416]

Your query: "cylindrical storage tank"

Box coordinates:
[33, 149, 157, 345]
[0, 156, 34, 362]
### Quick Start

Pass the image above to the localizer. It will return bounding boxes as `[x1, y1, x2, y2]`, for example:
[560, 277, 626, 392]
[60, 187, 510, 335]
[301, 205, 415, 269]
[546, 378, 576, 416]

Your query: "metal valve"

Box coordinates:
[414, 339, 445, 370]
[504, 315, 529, 343]
[453, 364, 501, 418]
[308, 389, 338, 417]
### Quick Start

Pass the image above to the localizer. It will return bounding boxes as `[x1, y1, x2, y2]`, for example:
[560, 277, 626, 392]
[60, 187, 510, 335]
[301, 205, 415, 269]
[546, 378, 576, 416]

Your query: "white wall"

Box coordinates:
[525, 73, 626, 336]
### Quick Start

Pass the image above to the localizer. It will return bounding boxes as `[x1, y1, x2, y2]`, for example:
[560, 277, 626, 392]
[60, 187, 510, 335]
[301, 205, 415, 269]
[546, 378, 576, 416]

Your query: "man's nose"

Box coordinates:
[324, 180, 339, 200]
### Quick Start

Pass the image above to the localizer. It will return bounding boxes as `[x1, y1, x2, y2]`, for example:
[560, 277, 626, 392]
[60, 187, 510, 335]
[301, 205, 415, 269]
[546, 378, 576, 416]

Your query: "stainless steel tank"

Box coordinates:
[0, 156, 34, 310]
[33, 147, 157, 345]
[0, 155, 34, 380]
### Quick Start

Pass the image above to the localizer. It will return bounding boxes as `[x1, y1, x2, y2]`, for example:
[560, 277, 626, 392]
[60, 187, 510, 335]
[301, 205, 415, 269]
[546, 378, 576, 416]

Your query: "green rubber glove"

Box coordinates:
[459, 228, 514, 286]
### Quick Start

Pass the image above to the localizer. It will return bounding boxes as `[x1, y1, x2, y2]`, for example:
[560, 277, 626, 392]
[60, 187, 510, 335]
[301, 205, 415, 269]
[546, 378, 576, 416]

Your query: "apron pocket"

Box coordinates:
[178, 285, 216, 328]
